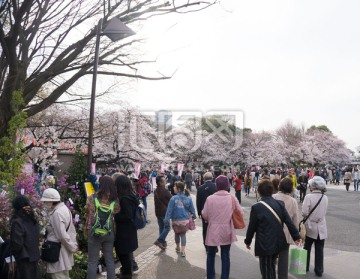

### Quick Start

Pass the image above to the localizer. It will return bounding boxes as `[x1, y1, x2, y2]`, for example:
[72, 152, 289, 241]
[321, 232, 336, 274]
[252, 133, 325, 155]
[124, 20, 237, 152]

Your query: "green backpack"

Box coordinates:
[91, 196, 115, 237]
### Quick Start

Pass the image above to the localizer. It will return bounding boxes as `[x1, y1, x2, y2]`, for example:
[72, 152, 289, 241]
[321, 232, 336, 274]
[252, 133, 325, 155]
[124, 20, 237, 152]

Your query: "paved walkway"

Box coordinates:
[131, 228, 359, 279]
[97, 185, 360, 278]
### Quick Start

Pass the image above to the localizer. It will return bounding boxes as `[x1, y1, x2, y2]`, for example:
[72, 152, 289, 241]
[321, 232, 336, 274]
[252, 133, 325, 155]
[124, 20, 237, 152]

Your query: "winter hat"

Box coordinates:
[41, 188, 61, 202]
[309, 176, 327, 192]
[12, 195, 31, 210]
[215, 175, 230, 191]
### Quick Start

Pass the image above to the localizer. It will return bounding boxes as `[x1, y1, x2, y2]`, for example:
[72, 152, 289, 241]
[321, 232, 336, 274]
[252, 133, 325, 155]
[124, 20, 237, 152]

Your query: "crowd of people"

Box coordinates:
[2, 163, 339, 279]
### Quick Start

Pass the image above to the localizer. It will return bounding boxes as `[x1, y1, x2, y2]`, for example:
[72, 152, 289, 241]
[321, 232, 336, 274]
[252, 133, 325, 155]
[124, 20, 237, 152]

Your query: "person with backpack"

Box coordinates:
[9, 195, 41, 279]
[185, 170, 193, 191]
[85, 176, 120, 279]
[164, 181, 196, 257]
[244, 170, 252, 197]
[153, 175, 172, 250]
[196, 172, 217, 251]
[40, 188, 78, 279]
[114, 175, 139, 278]
[169, 170, 181, 196]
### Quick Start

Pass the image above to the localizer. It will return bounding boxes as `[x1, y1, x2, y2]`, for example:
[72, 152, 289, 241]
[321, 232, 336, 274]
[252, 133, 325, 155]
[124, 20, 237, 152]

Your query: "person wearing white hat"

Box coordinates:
[41, 188, 78, 279]
[302, 176, 328, 277]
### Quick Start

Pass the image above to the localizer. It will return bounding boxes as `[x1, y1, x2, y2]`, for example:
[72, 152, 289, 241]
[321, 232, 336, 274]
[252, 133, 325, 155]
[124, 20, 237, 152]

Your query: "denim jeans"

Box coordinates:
[157, 216, 170, 243]
[354, 179, 358, 191]
[140, 196, 147, 211]
[206, 244, 231, 279]
[87, 232, 115, 279]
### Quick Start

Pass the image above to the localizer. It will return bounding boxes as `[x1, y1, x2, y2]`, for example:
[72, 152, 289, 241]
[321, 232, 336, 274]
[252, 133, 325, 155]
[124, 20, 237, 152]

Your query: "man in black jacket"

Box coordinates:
[196, 172, 217, 251]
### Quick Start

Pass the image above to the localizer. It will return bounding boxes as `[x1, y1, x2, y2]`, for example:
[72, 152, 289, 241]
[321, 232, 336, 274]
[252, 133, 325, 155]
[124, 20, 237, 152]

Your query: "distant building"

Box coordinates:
[156, 110, 172, 132]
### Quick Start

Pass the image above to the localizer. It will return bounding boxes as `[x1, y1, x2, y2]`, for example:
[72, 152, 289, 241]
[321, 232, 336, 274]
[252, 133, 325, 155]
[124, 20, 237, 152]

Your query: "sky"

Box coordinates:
[109, 0, 360, 152]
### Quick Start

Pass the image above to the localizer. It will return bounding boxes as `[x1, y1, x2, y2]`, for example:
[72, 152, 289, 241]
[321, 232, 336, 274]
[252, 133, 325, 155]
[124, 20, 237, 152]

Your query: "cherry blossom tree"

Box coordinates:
[0, 0, 217, 140]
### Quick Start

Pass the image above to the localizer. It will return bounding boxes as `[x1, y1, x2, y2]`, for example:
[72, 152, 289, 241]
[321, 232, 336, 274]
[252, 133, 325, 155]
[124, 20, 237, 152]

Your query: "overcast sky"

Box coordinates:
[118, 0, 360, 152]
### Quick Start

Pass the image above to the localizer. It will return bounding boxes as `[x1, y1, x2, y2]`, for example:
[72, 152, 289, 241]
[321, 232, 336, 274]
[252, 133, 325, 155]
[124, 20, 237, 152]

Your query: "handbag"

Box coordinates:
[179, 196, 195, 231]
[188, 215, 195, 230]
[298, 222, 306, 240]
[41, 241, 62, 263]
[230, 196, 245, 229]
[298, 194, 324, 240]
[288, 247, 307, 275]
[172, 220, 189, 234]
[41, 208, 72, 262]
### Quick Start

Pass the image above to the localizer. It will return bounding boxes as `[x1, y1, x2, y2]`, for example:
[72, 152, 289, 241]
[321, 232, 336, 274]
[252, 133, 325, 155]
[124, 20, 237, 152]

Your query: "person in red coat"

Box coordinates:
[138, 172, 149, 212]
[233, 173, 243, 204]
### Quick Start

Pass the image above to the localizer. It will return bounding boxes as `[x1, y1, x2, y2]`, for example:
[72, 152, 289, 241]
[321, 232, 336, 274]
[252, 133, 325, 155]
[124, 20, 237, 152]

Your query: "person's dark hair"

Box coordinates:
[263, 168, 269, 175]
[173, 170, 179, 175]
[272, 178, 280, 192]
[11, 196, 37, 224]
[214, 168, 222, 177]
[279, 178, 293, 194]
[115, 175, 134, 200]
[175, 181, 190, 196]
[97, 175, 118, 201]
[257, 179, 273, 197]
[156, 175, 165, 186]
[314, 170, 320, 176]
[140, 172, 147, 178]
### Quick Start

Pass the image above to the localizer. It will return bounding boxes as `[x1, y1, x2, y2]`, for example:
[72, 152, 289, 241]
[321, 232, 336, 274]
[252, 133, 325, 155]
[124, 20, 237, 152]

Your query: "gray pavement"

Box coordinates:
[97, 185, 360, 279]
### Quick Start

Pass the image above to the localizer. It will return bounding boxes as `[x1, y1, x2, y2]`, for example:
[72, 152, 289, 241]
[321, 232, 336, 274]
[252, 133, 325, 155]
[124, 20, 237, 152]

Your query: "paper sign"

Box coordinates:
[91, 163, 96, 175]
[134, 163, 141, 179]
[84, 182, 95, 197]
[74, 214, 80, 223]
[178, 163, 184, 177]
[161, 163, 167, 173]
[21, 189, 25, 195]
[152, 177, 157, 190]
[68, 198, 74, 205]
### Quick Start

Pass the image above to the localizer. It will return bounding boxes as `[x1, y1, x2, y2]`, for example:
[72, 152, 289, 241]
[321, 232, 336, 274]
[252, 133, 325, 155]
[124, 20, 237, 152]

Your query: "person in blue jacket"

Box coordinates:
[164, 181, 196, 257]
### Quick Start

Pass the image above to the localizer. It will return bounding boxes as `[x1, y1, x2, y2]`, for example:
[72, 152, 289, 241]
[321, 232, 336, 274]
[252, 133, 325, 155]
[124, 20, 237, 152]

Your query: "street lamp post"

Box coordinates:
[87, 17, 135, 177]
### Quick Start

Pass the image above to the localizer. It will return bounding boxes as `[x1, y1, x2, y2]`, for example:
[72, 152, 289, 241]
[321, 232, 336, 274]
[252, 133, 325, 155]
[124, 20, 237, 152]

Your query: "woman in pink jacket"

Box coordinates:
[202, 175, 244, 279]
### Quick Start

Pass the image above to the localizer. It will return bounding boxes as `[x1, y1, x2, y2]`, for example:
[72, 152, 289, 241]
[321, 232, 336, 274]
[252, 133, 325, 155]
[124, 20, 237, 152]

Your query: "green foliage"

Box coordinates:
[69, 251, 88, 279]
[66, 150, 88, 186]
[0, 90, 27, 185]
[65, 151, 88, 245]
[307, 125, 332, 133]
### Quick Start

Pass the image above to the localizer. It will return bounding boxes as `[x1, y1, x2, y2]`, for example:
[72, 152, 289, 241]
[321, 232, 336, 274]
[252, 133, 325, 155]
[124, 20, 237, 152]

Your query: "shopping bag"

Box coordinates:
[288, 248, 307, 275]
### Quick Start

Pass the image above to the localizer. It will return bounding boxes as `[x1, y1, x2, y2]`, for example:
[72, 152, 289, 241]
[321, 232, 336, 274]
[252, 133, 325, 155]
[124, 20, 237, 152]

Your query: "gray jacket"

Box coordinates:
[45, 202, 77, 273]
[302, 191, 328, 240]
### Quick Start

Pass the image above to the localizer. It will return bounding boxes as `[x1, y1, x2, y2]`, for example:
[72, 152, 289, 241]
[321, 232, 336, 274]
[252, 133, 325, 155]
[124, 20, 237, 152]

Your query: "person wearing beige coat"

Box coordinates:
[41, 188, 78, 279]
[273, 178, 299, 279]
[302, 176, 328, 277]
